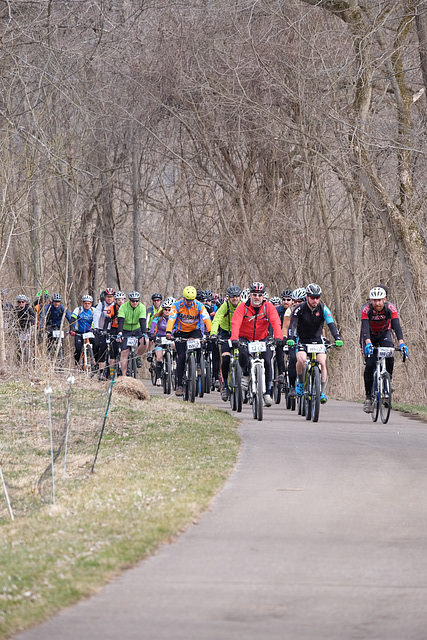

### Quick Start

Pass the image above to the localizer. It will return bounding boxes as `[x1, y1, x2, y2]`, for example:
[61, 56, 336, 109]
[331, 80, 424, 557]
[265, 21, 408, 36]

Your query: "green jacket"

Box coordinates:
[117, 301, 147, 332]
[210, 300, 240, 335]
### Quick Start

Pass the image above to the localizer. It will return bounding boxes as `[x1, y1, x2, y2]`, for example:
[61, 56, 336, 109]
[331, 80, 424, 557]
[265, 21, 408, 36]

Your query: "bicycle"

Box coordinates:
[245, 337, 274, 422]
[155, 336, 175, 395]
[174, 336, 201, 403]
[228, 343, 243, 413]
[370, 346, 406, 423]
[201, 337, 212, 394]
[298, 341, 334, 423]
[124, 333, 140, 379]
[76, 330, 95, 375]
[46, 327, 66, 369]
[17, 329, 31, 365]
[283, 345, 296, 411]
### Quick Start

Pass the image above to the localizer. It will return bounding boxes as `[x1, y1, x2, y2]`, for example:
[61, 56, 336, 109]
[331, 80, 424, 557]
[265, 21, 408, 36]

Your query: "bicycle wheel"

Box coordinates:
[229, 367, 236, 411]
[251, 363, 263, 422]
[311, 365, 321, 422]
[297, 393, 303, 415]
[188, 353, 197, 403]
[131, 350, 137, 378]
[85, 345, 95, 376]
[205, 354, 212, 393]
[150, 360, 157, 385]
[234, 361, 243, 413]
[272, 357, 281, 404]
[198, 352, 205, 398]
[371, 372, 379, 422]
[304, 375, 311, 421]
[163, 351, 172, 395]
[379, 371, 392, 424]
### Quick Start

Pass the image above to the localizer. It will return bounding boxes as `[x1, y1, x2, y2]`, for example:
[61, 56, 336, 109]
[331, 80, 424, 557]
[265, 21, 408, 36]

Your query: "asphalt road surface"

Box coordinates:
[15, 384, 427, 640]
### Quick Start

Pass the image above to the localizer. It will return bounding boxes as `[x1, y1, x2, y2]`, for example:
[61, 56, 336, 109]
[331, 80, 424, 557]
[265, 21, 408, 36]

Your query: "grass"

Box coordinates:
[0, 379, 240, 639]
[392, 402, 427, 422]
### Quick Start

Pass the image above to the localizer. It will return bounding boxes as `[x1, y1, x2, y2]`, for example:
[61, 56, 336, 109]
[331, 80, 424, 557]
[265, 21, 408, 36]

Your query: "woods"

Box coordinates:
[0, 0, 426, 399]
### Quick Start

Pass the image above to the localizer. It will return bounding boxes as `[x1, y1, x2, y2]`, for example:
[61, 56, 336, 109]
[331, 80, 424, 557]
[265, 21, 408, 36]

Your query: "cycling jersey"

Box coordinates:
[360, 301, 403, 343]
[15, 305, 35, 330]
[41, 303, 72, 328]
[117, 301, 147, 332]
[288, 301, 339, 341]
[151, 314, 168, 338]
[71, 307, 95, 333]
[93, 301, 114, 330]
[104, 303, 120, 330]
[231, 300, 282, 342]
[166, 299, 212, 334]
[211, 300, 240, 335]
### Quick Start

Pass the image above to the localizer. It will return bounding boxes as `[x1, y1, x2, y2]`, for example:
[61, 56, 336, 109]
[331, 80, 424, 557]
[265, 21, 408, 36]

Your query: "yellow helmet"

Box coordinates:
[182, 285, 197, 300]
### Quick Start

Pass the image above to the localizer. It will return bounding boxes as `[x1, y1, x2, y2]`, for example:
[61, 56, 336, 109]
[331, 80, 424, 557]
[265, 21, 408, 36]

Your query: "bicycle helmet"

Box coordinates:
[306, 283, 322, 296]
[369, 286, 386, 299]
[52, 293, 62, 302]
[196, 289, 206, 301]
[104, 287, 115, 296]
[16, 294, 27, 302]
[226, 285, 242, 297]
[281, 289, 292, 298]
[36, 290, 49, 298]
[204, 289, 213, 301]
[114, 291, 126, 300]
[182, 286, 197, 300]
[270, 296, 281, 305]
[162, 296, 176, 308]
[240, 288, 250, 303]
[151, 292, 163, 301]
[292, 287, 306, 301]
[250, 282, 266, 293]
[128, 290, 141, 301]
[263, 292, 269, 300]
[82, 294, 93, 303]
[217, 297, 224, 305]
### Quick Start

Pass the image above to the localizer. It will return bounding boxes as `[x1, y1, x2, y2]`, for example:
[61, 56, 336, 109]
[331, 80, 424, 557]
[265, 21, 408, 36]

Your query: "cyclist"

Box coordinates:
[147, 293, 163, 331]
[230, 282, 283, 407]
[165, 285, 212, 397]
[149, 296, 176, 384]
[70, 295, 96, 366]
[93, 287, 116, 380]
[40, 293, 72, 353]
[361, 286, 408, 413]
[210, 285, 242, 401]
[117, 291, 147, 376]
[14, 294, 35, 330]
[286, 283, 342, 404]
[283, 287, 306, 397]
[103, 291, 127, 377]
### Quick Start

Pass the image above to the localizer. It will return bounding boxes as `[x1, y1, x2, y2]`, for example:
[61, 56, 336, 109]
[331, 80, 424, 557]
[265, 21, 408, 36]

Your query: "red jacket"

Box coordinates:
[231, 300, 283, 342]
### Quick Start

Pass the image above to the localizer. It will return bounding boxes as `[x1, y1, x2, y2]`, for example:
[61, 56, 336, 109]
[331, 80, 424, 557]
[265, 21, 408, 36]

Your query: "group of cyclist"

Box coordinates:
[1, 281, 408, 410]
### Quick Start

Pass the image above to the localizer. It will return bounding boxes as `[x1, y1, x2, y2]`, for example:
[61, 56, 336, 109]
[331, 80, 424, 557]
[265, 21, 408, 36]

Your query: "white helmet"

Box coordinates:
[240, 288, 250, 303]
[82, 294, 93, 303]
[162, 296, 176, 308]
[369, 287, 386, 300]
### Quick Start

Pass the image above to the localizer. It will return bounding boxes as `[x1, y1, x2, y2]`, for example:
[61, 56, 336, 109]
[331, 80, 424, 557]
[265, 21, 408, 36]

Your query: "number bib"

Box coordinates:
[248, 341, 266, 354]
[127, 336, 139, 347]
[306, 344, 326, 354]
[377, 347, 394, 358]
[186, 339, 201, 350]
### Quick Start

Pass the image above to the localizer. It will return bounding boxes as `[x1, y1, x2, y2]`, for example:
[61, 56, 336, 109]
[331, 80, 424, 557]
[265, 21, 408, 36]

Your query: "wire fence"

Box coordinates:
[0, 375, 116, 521]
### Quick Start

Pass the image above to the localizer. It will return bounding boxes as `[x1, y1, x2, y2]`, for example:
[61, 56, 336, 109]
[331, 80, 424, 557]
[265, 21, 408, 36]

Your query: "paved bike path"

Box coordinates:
[15, 388, 427, 640]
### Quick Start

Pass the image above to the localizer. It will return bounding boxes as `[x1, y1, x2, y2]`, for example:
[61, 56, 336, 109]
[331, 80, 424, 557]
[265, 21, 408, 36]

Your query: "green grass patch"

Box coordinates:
[0, 380, 240, 638]
[393, 402, 427, 422]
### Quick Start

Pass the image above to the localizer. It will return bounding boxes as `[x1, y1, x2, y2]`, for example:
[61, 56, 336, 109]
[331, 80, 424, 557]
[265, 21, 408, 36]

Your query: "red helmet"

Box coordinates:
[250, 282, 266, 293]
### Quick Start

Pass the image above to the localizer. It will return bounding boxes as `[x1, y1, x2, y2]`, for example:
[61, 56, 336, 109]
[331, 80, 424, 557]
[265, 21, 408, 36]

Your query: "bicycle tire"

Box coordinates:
[85, 345, 94, 376]
[150, 360, 157, 385]
[297, 393, 303, 415]
[273, 357, 281, 404]
[188, 353, 197, 403]
[252, 363, 263, 422]
[234, 361, 243, 413]
[305, 376, 311, 421]
[198, 352, 205, 398]
[291, 396, 296, 411]
[311, 365, 321, 422]
[379, 371, 392, 423]
[164, 351, 172, 395]
[371, 371, 379, 422]
[229, 367, 236, 411]
[203, 352, 210, 394]
[131, 350, 137, 379]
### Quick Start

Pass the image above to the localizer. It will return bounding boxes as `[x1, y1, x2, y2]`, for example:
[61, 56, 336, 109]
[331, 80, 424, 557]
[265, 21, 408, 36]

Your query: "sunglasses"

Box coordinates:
[251, 293, 263, 297]
[282, 298, 292, 302]
[17, 301, 26, 304]
[308, 295, 320, 299]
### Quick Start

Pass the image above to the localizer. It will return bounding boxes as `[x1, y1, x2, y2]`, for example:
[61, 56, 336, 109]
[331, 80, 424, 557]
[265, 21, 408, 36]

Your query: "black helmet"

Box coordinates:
[226, 285, 242, 297]
[151, 292, 163, 301]
[281, 289, 292, 298]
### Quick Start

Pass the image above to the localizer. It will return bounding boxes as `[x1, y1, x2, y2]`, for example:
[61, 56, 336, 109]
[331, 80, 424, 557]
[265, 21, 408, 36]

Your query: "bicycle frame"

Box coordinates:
[371, 346, 394, 423]
[298, 341, 331, 422]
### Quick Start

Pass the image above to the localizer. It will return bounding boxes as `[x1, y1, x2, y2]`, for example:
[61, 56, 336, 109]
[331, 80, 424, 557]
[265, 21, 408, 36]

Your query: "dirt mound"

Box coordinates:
[113, 377, 150, 401]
